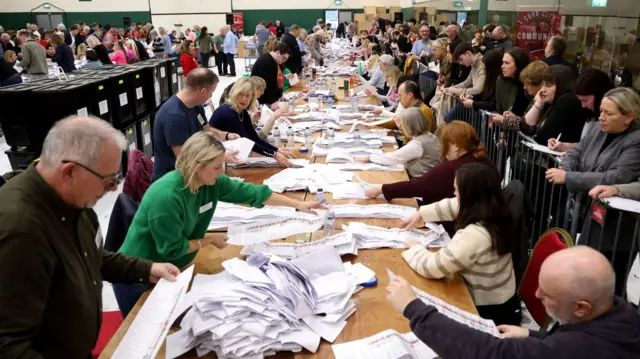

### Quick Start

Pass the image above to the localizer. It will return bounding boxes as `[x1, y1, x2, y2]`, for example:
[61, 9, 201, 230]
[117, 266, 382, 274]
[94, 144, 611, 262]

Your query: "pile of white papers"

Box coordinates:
[328, 162, 405, 171]
[227, 157, 309, 169]
[315, 137, 383, 149]
[227, 214, 324, 245]
[283, 91, 302, 101]
[167, 248, 361, 358]
[346, 222, 450, 250]
[332, 329, 438, 359]
[313, 146, 384, 157]
[208, 202, 298, 230]
[223, 137, 255, 162]
[387, 269, 500, 336]
[306, 90, 336, 99]
[112, 266, 195, 358]
[289, 111, 340, 124]
[263, 164, 353, 193]
[333, 204, 414, 219]
[241, 232, 358, 259]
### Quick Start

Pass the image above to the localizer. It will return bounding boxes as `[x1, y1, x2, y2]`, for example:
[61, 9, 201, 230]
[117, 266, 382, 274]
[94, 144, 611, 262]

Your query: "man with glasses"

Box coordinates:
[0, 116, 180, 358]
[251, 42, 291, 105]
[410, 24, 434, 58]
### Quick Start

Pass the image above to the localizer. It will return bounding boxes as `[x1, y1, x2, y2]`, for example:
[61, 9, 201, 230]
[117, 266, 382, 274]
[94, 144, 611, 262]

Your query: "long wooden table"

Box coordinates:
[100, 76, 477, 359]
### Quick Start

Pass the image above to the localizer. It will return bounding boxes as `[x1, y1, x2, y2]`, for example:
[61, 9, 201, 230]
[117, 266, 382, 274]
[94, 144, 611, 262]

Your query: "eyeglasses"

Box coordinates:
[61, 160, 119, 189]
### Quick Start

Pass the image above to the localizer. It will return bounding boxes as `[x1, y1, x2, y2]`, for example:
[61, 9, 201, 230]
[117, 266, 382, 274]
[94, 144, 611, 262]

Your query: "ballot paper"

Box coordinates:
[168, 249, 360, 358]
[328, 162, 405, 171]
[342, 262, 376, 284]
[313, 146, 384, 157]
[227, 157, 309, 168]
[348, 118, 394, 133]
[263, 164, 352, 193]
[283, 91, 302, 101]
[333, 204, 414, 219]
[332, 329, 439, 359]
[326, 150, 356, 163]
[112, 265, 195, 359]
[208, 202, 298, 230]
[289, 73, 300, 86]
[346, 222, 450, 249]
[332, 182, 384, 199]
[241, 232, 358, 259]
[350, 84, 378, 96]
[521, 140, 564, 158]
[222, 137, 255, 161]
[602, 197, 640, 214]
[227, 215, 324, 245]
[387, 269, 500, 337]
[316, 137, 383, 149]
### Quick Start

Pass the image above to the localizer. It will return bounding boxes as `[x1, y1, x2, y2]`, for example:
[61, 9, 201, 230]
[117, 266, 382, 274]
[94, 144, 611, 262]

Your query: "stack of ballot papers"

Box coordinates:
[358, 104, 378, 111]
[226, 213, 324, 245]
[328, 162, 405, 171]
[227, 157, 309, 169]
[306, 90, 336, 99]
[345, 222, 451, 249]
[208, 202, 298, 230]
[333, 204, 415, 219]
[289, 111, 340, 124]
[223, 137, 255, 162]
[388, 269, 500, 336]
[315, 137, 383, 149]
[283, 91, 302, 101]
[332, 329, 439, 359]
[241, 232, 358, 259]
[313, 146, 384, 157]
[166, 247, 361, 358]
[263, 164, 354, 193]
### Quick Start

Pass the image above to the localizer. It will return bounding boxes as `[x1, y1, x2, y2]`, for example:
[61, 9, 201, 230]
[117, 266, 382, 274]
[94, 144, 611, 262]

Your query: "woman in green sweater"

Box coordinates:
[114, 131, 322, 317]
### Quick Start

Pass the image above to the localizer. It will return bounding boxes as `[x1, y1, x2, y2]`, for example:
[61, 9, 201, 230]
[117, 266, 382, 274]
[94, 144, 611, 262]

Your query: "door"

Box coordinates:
[338, 11, 352, 24]
[49, 13, 64, 29]
[35, 14, 52, 30]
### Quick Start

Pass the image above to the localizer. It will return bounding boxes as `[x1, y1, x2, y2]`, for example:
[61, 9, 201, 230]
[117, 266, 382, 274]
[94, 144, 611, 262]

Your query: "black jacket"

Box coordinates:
[276, 25, 285, 38]
[534, 92, 585, 145]
[251, 53, 280, 105]
[282, 33, 301, 74]
[0, 58, 18, 84]
[543, 55, 578, 78]
[404, 296, 640, 359]
[134, 40, 150, 61]
[105, 193, 139, 253]
[52, 44, 75, 73]
[93, 44, 113, 65]
[495, 35, 514, 52]
[63, 31, 73, 46]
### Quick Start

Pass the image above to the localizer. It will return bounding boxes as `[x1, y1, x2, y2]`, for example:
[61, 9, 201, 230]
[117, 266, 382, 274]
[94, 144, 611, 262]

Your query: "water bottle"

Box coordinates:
[304, 127, 313, 147]
[327, 127, 335, 147]
[273, 127, 281, 147]
[315, 188, 328, 204]
[318, 94, 324, 111]
[353, 129, 361, 147]
[286, 126, 295, 149]
[267, 131, 273, 143]
[327, 95, 334, 108]
[351, 96, 358, 113]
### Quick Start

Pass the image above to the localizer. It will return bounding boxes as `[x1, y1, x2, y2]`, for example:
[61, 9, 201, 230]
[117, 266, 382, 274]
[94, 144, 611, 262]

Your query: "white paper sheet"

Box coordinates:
[223, 137, 254, 161]
[289, 73, 300, 86]
[241, 232, 358, 259]
[332, 329, 439, 359]
[346, 222, 448, 249]
[227, 214, 324, 245]
[603, 196, 640, 214]
[332, 182, 383, 199]
[626, 254, 640, 306]
[521, 140, 564, 157]
[328, 163, 405, 171]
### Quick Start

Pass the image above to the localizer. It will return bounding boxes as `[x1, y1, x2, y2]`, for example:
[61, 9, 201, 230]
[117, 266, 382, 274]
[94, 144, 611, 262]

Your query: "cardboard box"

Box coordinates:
[390, 6, 401, 15]
[364, 6, 377, 15]
[380, 13, 391, 21]
[354, 13, 368, 32]
[414, 6, 426, 13]
[376, 7, 388, 15]
[365, 14, 375, 21]
[425, 7, 437, 15]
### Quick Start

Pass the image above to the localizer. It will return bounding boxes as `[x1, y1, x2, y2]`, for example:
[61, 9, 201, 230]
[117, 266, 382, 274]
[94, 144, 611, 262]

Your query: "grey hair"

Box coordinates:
[40, 116, 126, 168]
[400, 107, 429, 137]
[379, 54, 394, 66]
[1, 33, 9, 41]
[603, 87, 640, 124]
[57, 23, 66, 31]
[495, 25, 509, 34]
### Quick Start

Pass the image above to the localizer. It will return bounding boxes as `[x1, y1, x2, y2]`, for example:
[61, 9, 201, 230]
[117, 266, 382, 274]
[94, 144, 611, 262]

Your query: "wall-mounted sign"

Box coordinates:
[592, 0, 607, 7]
[453, 1, 463, 7]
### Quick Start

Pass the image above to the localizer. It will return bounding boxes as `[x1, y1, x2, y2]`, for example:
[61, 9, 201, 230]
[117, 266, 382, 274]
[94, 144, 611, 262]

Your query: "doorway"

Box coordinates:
[34, 12, 65, 30]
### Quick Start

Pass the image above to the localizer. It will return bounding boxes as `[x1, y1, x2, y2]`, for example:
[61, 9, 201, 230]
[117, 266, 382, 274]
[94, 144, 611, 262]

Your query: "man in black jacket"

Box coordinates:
[251, 42, 290, 105]
[282, 25, 302, 74]
[543, 35, 579, 77]
[493, 25, 514, 52]
[446, 24, 470, 86]
[275, 20, 286, 39]
[387, 246, 640, 359]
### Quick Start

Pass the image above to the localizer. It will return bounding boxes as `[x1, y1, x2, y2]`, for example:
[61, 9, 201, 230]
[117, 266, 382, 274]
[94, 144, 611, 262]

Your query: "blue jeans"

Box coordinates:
[113, 282, 149, 318]
[445, 102, 466, 124]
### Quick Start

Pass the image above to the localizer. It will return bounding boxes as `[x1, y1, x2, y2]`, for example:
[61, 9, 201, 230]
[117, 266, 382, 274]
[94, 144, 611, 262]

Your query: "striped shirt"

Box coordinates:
[402, 197, 516, 306]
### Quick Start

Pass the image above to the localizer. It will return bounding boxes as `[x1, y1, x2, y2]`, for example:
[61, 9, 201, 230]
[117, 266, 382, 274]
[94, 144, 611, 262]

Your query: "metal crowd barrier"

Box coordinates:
[453, 105, 638, 298]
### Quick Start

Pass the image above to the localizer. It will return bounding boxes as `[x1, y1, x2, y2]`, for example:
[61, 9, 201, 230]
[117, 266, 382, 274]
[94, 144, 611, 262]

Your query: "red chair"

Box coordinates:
[92, 311, 124, 358]
[518, 228, 574, 328]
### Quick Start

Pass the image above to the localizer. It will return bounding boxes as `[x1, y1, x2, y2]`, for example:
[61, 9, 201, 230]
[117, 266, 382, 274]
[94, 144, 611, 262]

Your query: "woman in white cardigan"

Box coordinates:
[399, 162, 521, 326]
[357, 108, 441, 178]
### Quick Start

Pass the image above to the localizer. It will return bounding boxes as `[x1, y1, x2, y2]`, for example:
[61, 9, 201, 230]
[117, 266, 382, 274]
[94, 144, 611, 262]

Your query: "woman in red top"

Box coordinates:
[38, 31, 50, 48]
[365, 121, 498, 204]
[268, 22, 277, 36]
[180, 40, 199, 78]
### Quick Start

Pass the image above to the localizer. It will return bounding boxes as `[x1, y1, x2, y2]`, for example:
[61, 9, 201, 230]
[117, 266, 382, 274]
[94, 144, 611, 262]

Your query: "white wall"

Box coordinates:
[400, 0, 413, 7]
[232, 0, 400, 10]
[414, 0, 640, 16]
[151, 14, 227, 34]
[149, 0, 231, 14]
[1, 0, 148, 12]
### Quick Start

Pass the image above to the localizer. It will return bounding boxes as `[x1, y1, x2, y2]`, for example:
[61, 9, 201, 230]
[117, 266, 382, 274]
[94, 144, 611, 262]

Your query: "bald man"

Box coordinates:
[493, 25, 513, 51]
[387, 246, 640, 359]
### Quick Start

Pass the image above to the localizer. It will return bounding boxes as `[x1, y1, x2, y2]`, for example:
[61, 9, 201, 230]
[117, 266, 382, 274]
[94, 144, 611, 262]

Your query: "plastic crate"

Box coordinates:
[136, 116, 153, 158]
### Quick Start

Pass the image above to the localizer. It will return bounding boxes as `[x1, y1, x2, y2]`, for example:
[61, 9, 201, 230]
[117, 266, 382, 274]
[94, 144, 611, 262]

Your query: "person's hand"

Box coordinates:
[589, 185, 620, 200]
[274, 151, 291, 167]
[461, 93, 473, 100]
[398, 211, 422, 229]
[224, 150, 244, 165]
[404, 240, 422, 248]
[441, 87, 452, 95]
[275, 106, 294, 118]
[251, 110, 262, 124]
[490, 114, 504, 125]
[503, 111, 516, 119]
[355, 156, 370, 163]
[461, 98, 473, 108]
[207, 234, 228, 249]
[278, 149, 296, 159]
[373, 108, 383, 115]
[497, 325, 529, 339]
[386, 276, 417, 313]
[364, 184, 383, 199]
[149, 263, 180, 284]
[285, 73, 294, 80]
[365, 89, 377, 97]
[270, 103, 280, 111]
[226, 133, 241, 140]
[296, 200, 326, 213]
[545, 168, 566, 184]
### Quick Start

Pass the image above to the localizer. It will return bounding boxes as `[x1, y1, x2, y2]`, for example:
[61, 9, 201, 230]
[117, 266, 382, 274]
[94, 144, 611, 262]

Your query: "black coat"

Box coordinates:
[543, 55, 578, 78]
[93, 44, 113, 65]
[134, 40, 150, 61]
[52, 44, 75, 73]
[282, 33, 301, 74]
[251, 53, 280, 105]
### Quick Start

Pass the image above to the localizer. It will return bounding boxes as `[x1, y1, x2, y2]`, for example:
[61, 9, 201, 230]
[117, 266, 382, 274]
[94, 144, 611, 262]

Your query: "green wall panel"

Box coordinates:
[0, 12, 151, 31]
[402, 8, 414, 23]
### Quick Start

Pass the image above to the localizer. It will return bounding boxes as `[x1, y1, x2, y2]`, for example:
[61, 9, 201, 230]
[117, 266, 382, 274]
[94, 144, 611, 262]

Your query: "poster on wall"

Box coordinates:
[516, 9, 561, 60]
[232, 13, 244, 35]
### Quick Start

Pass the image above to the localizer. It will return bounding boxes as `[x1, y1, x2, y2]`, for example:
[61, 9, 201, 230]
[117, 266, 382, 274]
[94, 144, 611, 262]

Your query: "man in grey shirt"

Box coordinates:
[254, 22, 271, 55]
[159, 27, 175, 57]
[19, 30, 47, 75]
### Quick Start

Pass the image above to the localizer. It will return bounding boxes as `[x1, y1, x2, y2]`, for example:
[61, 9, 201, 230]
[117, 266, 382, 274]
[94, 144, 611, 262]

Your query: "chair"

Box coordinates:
[518, 228, 574, 328]
[92, 311, 124, 358]
[104, 193, 139, 252]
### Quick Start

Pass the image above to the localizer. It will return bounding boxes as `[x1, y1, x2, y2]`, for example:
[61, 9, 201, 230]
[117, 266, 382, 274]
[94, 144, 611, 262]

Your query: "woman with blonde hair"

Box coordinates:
[358, 107, 441, 178]
[209, 77, 296, 167]
[115, 131, 323, 317]
[123, 39, 139, 61]
[86, 35, 112, 65]
[248, 76, 294, 140]
[75, 43, 87, 59]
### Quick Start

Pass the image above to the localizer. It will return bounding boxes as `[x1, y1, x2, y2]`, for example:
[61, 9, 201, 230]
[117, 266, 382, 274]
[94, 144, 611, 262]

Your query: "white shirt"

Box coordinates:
[369, 138, 423, 165]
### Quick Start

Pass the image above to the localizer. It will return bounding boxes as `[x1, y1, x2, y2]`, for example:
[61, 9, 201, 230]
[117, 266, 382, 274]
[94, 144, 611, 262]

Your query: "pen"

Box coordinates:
[556, 133, 562, 143]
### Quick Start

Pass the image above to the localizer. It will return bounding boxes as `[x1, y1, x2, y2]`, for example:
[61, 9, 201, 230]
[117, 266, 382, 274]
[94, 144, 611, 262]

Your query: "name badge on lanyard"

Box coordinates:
[199, 202, 213, 214]
[197, 114, 206, 126]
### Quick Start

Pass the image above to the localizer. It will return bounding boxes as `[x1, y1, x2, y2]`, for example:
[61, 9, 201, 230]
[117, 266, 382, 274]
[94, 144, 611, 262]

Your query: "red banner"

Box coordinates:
[516, 10, 561, 60]
[232, 13, 244, 34]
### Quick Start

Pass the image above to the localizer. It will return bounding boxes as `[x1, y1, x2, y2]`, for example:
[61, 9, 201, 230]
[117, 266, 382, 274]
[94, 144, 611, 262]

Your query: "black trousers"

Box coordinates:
[215, 52, 226, 75]
[224, 53, 236, 76]
[477, 294, 522, 326]
[200, 52, 211, 68]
